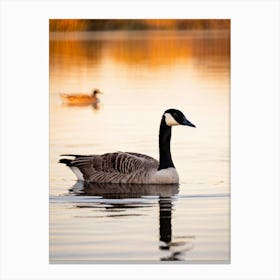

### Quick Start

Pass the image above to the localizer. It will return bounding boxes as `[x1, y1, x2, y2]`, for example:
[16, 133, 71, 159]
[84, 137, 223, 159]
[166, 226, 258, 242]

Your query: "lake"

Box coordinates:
[49, 30, 230, 263]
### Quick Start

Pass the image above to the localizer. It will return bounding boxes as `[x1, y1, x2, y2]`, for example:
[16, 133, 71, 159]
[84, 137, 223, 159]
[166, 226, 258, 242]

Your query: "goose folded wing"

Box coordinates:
[69, 152, 158, 180]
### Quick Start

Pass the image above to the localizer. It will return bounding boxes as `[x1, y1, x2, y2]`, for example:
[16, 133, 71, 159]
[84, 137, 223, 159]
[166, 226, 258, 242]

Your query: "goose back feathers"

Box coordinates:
[60, 152, 179, 184]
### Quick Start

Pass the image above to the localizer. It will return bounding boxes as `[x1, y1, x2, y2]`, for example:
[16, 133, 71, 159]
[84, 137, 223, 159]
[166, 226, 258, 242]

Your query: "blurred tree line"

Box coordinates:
[50, 19, 230, 31]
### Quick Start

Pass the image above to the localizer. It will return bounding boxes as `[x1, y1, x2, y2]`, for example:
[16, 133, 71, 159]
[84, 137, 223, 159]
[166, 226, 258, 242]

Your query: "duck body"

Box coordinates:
[59, 109, 195, 185]
[60, 89, 102, 105]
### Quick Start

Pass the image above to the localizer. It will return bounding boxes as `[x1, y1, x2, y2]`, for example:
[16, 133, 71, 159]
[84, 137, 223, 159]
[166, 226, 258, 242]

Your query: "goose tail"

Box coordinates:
[59, 156, 85, 181]
[59, 154, 78, 166]
[59, 158, 72, 166]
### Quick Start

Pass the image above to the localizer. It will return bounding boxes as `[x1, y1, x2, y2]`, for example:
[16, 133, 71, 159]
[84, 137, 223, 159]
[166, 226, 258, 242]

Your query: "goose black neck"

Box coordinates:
[158, 118, 174, 170]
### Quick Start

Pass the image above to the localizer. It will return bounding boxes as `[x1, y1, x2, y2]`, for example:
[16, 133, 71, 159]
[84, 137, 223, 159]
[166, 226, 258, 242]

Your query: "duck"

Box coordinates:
[60, 88, 102, 106]
[59, 109, 196, 184]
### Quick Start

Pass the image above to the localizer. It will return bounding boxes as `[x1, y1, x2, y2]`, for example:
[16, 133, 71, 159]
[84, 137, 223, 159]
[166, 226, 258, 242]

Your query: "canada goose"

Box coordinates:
[60, 88, 102, 105]
[59, 109, 195, 184]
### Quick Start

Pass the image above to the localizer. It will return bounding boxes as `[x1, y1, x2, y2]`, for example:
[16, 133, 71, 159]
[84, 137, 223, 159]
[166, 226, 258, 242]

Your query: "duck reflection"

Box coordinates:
[69, 181, 194, 261]
[61, 100, 101, 111]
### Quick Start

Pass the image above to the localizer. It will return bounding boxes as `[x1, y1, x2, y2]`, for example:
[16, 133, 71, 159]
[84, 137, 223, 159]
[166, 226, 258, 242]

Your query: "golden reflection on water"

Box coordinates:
[50, 30, 229, 69]
[49, 31, 230, 107]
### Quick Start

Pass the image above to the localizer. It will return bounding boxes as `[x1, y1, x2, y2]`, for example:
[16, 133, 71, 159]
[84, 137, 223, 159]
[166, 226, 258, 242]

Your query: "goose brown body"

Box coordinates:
[61, 152, 163, 184]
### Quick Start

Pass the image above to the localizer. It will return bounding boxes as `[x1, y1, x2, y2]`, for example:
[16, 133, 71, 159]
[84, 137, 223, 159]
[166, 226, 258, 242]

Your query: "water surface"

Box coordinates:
[49, 30, 230, 263]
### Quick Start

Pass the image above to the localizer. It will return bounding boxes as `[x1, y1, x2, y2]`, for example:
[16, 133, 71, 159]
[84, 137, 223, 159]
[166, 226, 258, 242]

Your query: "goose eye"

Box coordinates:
[173, 113, 178, 118]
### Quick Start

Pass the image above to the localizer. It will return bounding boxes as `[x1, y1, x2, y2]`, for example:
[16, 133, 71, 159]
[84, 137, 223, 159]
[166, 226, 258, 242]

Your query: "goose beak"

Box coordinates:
[182, 118, 196, 128]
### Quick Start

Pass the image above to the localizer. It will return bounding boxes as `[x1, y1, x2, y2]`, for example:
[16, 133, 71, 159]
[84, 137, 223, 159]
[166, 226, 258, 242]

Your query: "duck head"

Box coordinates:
[163, 109, 196, 128]
[92, 89, 103, 96]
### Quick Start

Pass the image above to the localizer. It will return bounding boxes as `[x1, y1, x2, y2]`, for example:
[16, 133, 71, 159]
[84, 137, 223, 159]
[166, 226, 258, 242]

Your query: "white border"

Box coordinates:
[1, 0, 279, 279]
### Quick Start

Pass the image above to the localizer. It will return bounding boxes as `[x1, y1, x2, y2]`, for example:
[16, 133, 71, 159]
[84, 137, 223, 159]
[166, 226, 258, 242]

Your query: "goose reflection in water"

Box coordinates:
[69, 181, 195, 261]
[159, 198, 195, 261]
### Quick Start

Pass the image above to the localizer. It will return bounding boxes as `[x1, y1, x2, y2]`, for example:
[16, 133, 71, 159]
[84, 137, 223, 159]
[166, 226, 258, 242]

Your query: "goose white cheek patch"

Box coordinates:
[164, 113, 179, 126]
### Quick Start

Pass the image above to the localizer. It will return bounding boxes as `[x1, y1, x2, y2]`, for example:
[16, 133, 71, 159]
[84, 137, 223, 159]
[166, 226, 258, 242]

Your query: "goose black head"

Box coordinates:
[92, 89, 103, 96]
[163, 109, 196, 128]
